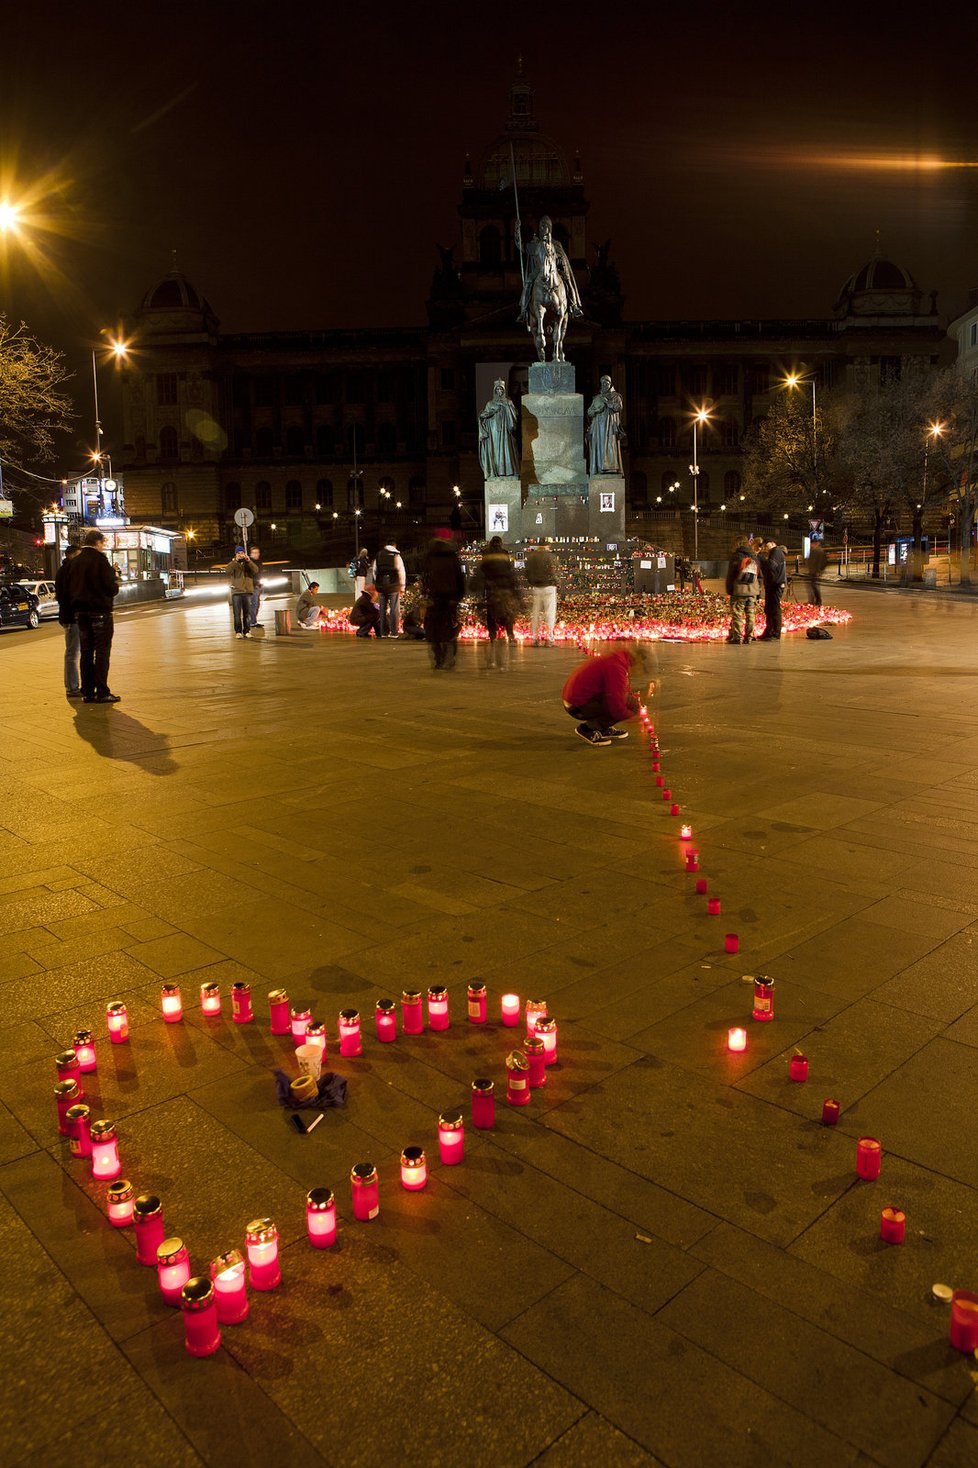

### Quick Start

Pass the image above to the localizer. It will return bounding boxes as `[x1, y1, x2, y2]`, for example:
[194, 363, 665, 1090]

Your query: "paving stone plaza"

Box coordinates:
[1, 584, 977, 1468]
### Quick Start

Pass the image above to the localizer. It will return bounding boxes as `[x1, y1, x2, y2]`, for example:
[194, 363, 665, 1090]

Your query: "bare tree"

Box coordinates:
[0, 316, 74, 478]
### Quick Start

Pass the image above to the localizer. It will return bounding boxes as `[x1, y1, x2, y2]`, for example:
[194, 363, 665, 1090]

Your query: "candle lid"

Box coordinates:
[526, 999, 547, 1011]
[306, 1187, 335, 1211]
[245, 1217, 278, 1244]
[400, 1146, 426, 1166]
[200, 982, 220, 997]
[56, 1050, 79, 1068]
[375, 999, 396, 1015]
[339, 1008, 360, 1023]
[161, 983, 180, 996]
[65, 1103, 90, 1123]
[290, 1006, 311, 1020]
[466, 981, 486, 997]
[524, 1035, 545, 1055]
[72, 1029, 94, 1046]
[753, 975, 775, 990]
[534, 1018, 557, 1035]
[351, 1163, 377, 1185]
[427, 985, 448, 1000]
[931, 1283, 953, 1303]
[106, 1000, 127, 1015]
[180, 1276, 214, 1311]
[438, 1109, 464, 1130]
[401, 990, 422, 1002]
[471, 1077, 494, 1094]
[858, 1136, 881, 1151]
[90, 1118, 116, 1142]
[211, 1249, 244, 1277]
[506, 1051, 529, 1072]
[231, 981, 251, 993]
[267, 988, 289, 1003]
[133, 1193, 162, 1219]
[157, 1237, 186, 1265]
[306, 1019, 326, 1035]
[55, 1079, 81, 1100]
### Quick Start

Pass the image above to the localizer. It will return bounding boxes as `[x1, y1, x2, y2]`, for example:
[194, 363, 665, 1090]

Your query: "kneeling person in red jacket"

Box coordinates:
[562, 643, 653, 747]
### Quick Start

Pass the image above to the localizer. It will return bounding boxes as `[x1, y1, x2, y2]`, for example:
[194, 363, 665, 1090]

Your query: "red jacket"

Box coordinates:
[562, 650, 638, 724]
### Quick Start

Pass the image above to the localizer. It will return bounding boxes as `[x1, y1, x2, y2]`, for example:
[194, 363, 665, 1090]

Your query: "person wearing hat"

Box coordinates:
[758, 539, 787, 641]
[227, 546, 259, 638]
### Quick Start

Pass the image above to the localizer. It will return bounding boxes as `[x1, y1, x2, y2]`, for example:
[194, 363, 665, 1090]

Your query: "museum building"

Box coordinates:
[116, 67, 946, 556]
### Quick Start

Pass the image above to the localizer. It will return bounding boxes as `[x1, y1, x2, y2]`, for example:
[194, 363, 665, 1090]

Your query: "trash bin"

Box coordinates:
[275, 609, 292, 636]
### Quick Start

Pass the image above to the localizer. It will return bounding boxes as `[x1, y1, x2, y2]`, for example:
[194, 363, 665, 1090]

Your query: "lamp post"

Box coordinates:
[921, 421, 946, 577]
[90, 337, 128, 522]
[784, 371, 818, 499]
[689, 408, 712, 562]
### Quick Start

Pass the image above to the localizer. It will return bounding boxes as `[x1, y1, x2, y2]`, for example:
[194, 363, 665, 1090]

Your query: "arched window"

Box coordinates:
[724, 470, 742, 496]
[316, 478, 333, 508]
[720, 420, 740, 449]
[658, 418, 676, 449]
[316, 423, 335, 457]
[256, 481, 272, 511]
[630, 471, 648, 506]
[347, 475, 364, 508]
[285, 480, 302, 510]
[161, 482, 178, 514]
[479, 225, 502, 267]
[377, 422, 396, 456]
[159, 426, 178, 460]
[256, 426, 274, 457]
[224, 483, 240, 512]
[286, 426, 305, 457]
[409, 475, 426, 509]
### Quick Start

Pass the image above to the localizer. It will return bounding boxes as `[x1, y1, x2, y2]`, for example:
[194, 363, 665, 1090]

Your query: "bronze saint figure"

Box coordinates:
[478, 379, 519, 478]
[587, 375, 625, 475]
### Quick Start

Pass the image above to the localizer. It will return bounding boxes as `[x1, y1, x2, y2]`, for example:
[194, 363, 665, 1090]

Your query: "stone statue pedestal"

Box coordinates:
[588, 475, 626, 543]
[524, 493, 589, 541]
[521, 361, 588, 503]
[484, 477, 523, 541]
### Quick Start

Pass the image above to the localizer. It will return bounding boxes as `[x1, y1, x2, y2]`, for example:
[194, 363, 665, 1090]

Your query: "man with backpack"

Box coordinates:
[724, 538, 761, 644]
[371, 540, 406, 638]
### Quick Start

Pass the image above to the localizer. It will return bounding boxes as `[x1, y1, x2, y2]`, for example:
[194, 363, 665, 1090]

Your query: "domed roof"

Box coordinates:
[835, 244, 922, 317]
[847, 256, 917, 294]
[137, 263, 218, 332]
[481, 133, 572, 189]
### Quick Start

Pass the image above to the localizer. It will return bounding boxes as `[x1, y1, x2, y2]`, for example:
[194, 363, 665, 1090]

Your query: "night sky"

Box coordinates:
[3, 1, 978, 460]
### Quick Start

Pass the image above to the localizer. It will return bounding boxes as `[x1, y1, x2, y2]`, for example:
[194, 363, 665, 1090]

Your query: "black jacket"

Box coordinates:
[65, 546, 119, 614]
[760, 546, 786, 590]
[54, 554, 78, 626]
[424, 541, 465, 600]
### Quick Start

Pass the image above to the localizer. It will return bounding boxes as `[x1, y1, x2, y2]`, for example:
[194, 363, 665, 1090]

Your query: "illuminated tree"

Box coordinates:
[926, 365, 978, 586]
[0, 315, 74, 474]
[741, 391, 837, 519]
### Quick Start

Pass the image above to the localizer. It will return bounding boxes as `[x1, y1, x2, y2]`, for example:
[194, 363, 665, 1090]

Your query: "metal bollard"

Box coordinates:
[274, 609, 292, 637]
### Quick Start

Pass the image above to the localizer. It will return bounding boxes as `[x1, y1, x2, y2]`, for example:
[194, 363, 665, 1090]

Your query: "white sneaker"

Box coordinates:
[234, 632, 243, 639]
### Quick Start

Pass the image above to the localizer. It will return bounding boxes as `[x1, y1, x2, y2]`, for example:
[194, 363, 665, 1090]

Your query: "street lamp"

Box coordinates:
[922, 420, 946, 570]
[0, 201, 23, 234]
[689, 407, 712, 562]
[91, 335, 129, 520]
[783, 371, 818, 482]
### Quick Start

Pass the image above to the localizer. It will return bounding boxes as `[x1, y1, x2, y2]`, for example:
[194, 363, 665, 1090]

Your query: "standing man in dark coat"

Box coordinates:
[55, 544, 83, 698]
[808, 542, 827, 607]
[423, 530, 466, 670]
[66, 529, 121, 703]
[758, 540, 787, 641]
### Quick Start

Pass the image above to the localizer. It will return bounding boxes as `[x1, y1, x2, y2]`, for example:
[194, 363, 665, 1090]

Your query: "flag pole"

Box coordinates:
[510, 142, 525, 287]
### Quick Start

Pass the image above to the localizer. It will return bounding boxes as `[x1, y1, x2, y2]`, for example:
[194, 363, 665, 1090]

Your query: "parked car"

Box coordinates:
[13, 579, 59, 619]
[0, 585, 41, 630]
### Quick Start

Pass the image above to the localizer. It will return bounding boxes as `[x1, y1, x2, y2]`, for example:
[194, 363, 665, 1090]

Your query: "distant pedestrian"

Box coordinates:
[66, 529, 121, 702]
[758, 539, 787, 640]
[524, 537, 558, 646]
[248, 546, 263, 626]
[808, 542, 827, 606]
[296, 582, 324, 629]
[724, 539, 761, 644]
[55, 544, 83, 699]
[372, 540, 406, 637]
[676, 555, 689, 593]
[349, 585, 381, 638]
[479, 535, 521, 670]
[227, 546, 258, 637]
[423, 530, 466, 670]
[353, 547, 370, 598]
[562, 642, 653, 746]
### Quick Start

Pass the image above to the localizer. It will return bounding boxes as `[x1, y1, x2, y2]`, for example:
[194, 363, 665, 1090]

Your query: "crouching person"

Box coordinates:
[296, 582, 325, 629]
[349, 585, 382, 638]
[562, 642, 654, 747]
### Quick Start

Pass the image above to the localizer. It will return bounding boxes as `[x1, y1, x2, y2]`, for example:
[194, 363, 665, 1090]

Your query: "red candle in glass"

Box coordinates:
[536, 1017, 558, 1066]
[856, 1137, 882, 1180]
[685, 854, 699, 872]
[400, 1146, 427, 1191]
[467, 982, 487, 1024]
[695, 878, 708, 895]
[231, 981, 253, 1024]
[427, 985, 450, 1031]
[949, 1291, 978, 1352]
[106, 1179, 135, 1227]
[133, 1194, 165, 1265]
[670, 803, 681, 816]
[821, 1098, 840, 1126]
[525, 1034, 547, 1088]
[655, 775, 664, 787]
[72, 1030, 97, 1074]
[56, 1050, 82, 1094]
[106, 1001, 129, 1044]
[210, 1249, 249, 1322]
[662, 789, 672, 801]
[306, 1187, 337, 1246]
[525, 999, 548, 1035]
[157, 1237, 191, 1307]
[245, 1218, 281, 1290]
[351, 1163, 380, 1221]
[402, 990, 424, 1035]
[727, 1027, 748, 1053]
[680, 824, 693, 841]
[200, 981, 221, 1017]
[500, 993, 521, 1026]
[471, 1078, 496, 1129]
[161, 984, 183, 1023]
[789, 1054, 808, 1082]
[66, 1103, 92, 1158]
[90, 1119, 122, 1180]
[290, 1006, 311, 1046]
[506, 1051, 531, 1106]
[55, 1079, 81, 1136]
[752, 976, 775, 1022]
[181, 1276, 221, 1357]
[375, 999, 397, 1042]
[438, 1109, 464, 1165]
[879, 1207, 905, 1244]
[652, 761, 661, 773]
[708, 898, 721, 916]
[725, 933, 739, 954]
[338, 1009, 362, 1056]
[305, 1020, 327, 1053]
[268, 989, 290, 1036]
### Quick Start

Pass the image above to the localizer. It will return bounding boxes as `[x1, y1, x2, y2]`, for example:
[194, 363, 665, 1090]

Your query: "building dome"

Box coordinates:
[834, 245, 926, 318]
[137, 263, 218, 334]
[480, 133, 572, 189]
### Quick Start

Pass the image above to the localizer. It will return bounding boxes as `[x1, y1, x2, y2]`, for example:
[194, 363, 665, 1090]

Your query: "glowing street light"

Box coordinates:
[0, 200, 23, 234]
[783, 370, 818, 481]
[689, 407, 712, 561]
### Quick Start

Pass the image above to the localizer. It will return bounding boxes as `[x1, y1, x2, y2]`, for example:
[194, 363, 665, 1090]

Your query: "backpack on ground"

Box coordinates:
[806, 626, 833, 640]
[375, 548, 399, 593]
